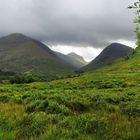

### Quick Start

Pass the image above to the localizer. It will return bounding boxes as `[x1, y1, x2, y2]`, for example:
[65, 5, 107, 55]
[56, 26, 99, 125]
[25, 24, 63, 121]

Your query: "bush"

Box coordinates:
[60, 114, 107, 135]
[0, 94, 10, 103]
[46, 102, 72, 115]
[10, 72, 36, 84]
[25, 100, 41, 113]
[24, 94, 47, 104]
[105, 95, 121, 104]
[90, 94, 107, 110]
[10, 95, 23, 104]
[65, 100, 89, 112]
[36, 100, 49, 111]
[15, 113, 47, 139]
[25, 99, 49, 113]
[42, 126, 79, 140]
[90, 80, 127, 89]
[121, 101, 140, 117]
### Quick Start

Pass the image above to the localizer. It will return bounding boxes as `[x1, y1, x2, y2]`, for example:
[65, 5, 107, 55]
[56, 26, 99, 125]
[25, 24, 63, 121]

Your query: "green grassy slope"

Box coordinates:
[0, 33, 76, 79]
[0, 46, 140, 139]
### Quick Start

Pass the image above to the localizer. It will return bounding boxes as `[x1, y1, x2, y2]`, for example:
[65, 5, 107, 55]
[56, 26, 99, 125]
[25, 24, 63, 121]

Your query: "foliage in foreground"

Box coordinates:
[0, 2, 140, 138]
[0, 54, 140, 139]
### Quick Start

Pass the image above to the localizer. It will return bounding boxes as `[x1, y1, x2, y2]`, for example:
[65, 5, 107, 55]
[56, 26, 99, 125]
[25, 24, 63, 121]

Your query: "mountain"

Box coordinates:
[81, 43, 134, 71]
[0, 33, 76, 79]
[0, 40, 140, 139]
[0, 70, 15, 80]
[55, 52, 87, 68]
[67, 53, 87, 68]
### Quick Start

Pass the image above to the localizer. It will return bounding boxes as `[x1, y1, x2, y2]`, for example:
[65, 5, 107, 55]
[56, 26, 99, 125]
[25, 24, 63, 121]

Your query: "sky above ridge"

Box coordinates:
[0, 0, 136, 61]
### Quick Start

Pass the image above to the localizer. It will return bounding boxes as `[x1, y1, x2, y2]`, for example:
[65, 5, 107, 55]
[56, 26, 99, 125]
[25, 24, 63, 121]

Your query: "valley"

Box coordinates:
[0, 0, 140, 139]
[0, 43, 140, 139]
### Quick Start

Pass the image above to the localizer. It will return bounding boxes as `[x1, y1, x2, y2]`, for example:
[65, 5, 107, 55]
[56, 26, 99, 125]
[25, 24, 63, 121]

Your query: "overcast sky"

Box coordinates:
[0, 0, 136, 61]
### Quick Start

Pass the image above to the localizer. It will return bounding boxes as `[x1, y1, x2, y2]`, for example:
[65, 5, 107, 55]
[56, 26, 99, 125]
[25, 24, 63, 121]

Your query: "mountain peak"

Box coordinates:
[67, 52, 80, 57]
[106, 43, 130, 49]
[67, 52, 85, 61]
[55, 52, 87, 68]
[0, 33, 75, 77]
[9, 33, 26, 37]
[4, 33, 29, 39]
[68, 52, 78, 55]
[110, 43, 123, 46]
[0, 33, 31, 44]
[81, 43, 133, 71]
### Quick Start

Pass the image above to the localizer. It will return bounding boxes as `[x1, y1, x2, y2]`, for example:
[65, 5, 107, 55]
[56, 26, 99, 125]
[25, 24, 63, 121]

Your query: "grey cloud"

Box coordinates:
[0, 0, 136, 48]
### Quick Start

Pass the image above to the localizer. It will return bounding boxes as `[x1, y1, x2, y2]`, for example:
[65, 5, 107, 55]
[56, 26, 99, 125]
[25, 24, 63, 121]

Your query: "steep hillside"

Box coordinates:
[0, 33, 76, 78]
[0, 70, 15, 80]
[55, 52, 87, 68]
[0, 44, 140, 139]
[47, 44, 140, 88]
[81, 43, 133, 71]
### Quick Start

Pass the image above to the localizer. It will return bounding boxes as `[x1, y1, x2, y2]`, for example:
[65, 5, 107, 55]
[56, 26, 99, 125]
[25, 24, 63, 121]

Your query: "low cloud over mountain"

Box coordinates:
[0, 0, 135, 48]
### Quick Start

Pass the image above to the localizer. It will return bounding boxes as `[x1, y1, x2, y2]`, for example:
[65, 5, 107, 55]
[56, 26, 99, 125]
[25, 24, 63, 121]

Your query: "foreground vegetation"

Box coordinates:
[0, 2, 139, 139]
[0, 49, 140, 139]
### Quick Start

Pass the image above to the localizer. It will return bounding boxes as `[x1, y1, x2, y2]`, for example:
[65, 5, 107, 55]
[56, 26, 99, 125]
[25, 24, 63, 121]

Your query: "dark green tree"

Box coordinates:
[129, 0, 140, 48]
[10, 71, 36, 84]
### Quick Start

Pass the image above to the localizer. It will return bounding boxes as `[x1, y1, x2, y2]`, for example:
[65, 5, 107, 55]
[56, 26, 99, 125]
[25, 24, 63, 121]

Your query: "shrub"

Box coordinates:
[90, 80, 127, 89]
[36, 100, 49, 111]
[25, 99, 49, 113]
[46, 102, 71, 115]
[65, 100, 88, 112]
[121, 101, 140, 117]
[58, 105, 72, 115]
[105, 95, 121, 104]
[15, 113, 47, 139]
[0, 94, 10, 103]
[24, 94, 47, 104]
[90, 94, 107, 110]
[10, 72, 36, 84]
[10, 96, 23, 104]
[25, 100, 41, 113]
[120, 92, 135, 102]
[42, 126, 79, 140]
[60, 114, 107, 135]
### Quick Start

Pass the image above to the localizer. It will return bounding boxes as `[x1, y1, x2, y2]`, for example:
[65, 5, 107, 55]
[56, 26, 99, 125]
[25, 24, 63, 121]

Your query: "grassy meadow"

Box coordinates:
[0, 52, 140, 140]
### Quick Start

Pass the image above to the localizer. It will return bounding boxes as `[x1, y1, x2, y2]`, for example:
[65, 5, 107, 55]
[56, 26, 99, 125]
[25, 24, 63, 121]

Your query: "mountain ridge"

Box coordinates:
[0, 33, 76, 79]
[81, 43, 134, 71]
[55, 51, 87, 68]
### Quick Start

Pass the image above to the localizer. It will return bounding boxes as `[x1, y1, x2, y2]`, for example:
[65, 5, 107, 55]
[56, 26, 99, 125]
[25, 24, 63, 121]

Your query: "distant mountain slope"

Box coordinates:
[0, 33, 76, 78]
[47, 43, 140, 92]
[81, 43, 133, 71]
[0, 69, 15, 80]
[67, 53, 87, 68]
[55, 52, 87, 68]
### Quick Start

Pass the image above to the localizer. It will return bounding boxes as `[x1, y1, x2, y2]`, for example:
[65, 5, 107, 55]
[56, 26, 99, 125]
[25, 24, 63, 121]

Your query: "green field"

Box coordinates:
[0, 49, 140, 140]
